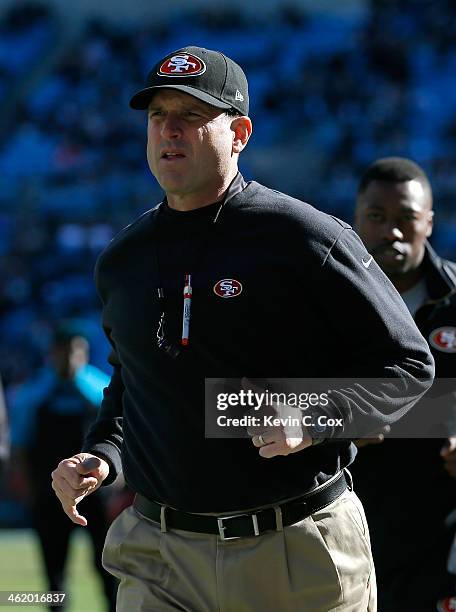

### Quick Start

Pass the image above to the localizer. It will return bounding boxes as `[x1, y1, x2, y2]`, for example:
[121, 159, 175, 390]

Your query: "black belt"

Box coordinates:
[133, 470, 349, 540]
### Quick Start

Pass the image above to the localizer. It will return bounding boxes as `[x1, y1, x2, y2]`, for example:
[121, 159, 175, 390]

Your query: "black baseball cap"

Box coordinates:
[129, 46, 249, 115]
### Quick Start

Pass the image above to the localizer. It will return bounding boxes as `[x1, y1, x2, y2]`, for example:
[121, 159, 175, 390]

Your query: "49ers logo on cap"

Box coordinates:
[213, 279, 243, 298]
[158, 54, 206, 77]
[429, 326, 456, 353]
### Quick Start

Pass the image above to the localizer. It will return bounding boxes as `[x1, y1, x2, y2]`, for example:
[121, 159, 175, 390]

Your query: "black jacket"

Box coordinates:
[83, 180, 434, 512]
[350, 240, 456, 579]
[386, 241, 456, 437]
[416, 241, 456, 382]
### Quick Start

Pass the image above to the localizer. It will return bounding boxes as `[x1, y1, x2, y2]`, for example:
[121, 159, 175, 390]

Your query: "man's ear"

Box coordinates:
[426, 210, 434, 238]
[231, 116, 252, 154]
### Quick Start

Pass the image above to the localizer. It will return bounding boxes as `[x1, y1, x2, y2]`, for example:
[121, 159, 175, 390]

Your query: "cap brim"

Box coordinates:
[129, 85, 232, 110]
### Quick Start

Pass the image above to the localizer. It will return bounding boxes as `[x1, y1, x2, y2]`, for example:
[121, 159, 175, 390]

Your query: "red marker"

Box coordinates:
[182, 274, 192, 346]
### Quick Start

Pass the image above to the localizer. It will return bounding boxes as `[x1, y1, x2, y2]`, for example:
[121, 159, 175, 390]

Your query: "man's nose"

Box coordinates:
[381, 223, 404, 242]
[161, 115, 182, 139]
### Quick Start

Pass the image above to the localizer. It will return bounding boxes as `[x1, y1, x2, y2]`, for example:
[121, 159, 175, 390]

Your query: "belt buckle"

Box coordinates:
[217, 513, 260, 540]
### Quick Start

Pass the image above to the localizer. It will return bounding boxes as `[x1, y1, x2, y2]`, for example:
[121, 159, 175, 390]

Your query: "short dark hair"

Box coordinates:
[358, 157, 431, 195]
[225, 107, 243, 117]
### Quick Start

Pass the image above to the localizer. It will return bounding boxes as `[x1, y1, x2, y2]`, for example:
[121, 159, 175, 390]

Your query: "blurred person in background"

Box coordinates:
[0, 376, 9, 478]
[8, 322, 117, 611]
[352, 157, 456, 611]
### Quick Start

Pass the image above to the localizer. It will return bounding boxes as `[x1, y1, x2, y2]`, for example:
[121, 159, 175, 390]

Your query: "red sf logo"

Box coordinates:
[429, 326, 456, 353]
[213, 279, 243, 299]
[158, 54, 206, 77]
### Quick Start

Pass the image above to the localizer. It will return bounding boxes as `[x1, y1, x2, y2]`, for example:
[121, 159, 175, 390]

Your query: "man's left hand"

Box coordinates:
[243, 378, 312, 458]
[250, 427, 313, 458]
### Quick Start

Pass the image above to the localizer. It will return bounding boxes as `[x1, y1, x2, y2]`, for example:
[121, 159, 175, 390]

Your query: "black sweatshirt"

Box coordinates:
[83, 180, 434, 512]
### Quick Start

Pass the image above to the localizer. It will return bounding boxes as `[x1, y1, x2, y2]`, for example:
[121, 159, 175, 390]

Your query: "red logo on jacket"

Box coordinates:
[213, 279, 243, 298]
[429, 326, 456, 353]
[158, 54, 206, 77]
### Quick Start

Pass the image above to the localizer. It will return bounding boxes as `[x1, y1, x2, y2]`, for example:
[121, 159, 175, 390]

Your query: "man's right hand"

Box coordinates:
[51, 453, 109, 526]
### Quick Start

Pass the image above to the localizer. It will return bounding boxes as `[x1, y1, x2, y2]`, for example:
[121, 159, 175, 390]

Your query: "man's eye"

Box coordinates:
[149, 111, 163, 117]
[367, 212, 383, 222]
[402, 214, 417, 222]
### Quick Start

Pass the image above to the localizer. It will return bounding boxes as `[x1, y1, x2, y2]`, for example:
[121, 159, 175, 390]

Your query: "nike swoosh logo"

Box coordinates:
[362, 255, 373, 268]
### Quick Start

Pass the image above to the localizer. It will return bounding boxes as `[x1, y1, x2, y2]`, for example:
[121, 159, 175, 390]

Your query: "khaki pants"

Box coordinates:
[102, 489, 376, 611]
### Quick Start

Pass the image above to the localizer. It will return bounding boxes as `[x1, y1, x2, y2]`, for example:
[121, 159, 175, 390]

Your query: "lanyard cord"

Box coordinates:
[154, 200, 224, 356]
[153, 175, 246, 357]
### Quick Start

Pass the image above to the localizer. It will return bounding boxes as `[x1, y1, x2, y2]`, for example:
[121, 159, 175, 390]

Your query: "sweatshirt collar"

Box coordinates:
[160, 172, 246, 221]
[422, 240, 456, 299]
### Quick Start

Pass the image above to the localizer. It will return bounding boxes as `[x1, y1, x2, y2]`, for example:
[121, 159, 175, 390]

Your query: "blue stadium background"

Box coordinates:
[1, 0, 456, 407]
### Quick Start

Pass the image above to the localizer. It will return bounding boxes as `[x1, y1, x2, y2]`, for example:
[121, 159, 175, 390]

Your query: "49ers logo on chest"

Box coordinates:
[213, 279, 243, 299]
[429, 326, 456, 353]
[158, 54, 206, 77]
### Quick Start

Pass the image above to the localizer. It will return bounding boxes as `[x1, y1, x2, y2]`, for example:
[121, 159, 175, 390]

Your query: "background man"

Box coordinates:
[9, 322, 117, 611]
[352, 156, 456, 611]
[51, 48, 434, 611]
[0, 377, 9, 479]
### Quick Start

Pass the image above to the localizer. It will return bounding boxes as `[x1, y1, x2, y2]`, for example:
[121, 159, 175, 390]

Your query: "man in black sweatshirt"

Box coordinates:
[51, 47, 434, 612]
[351, 157, 456, 611]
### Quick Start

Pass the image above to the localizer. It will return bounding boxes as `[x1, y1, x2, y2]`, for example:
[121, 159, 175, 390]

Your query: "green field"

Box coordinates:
[0, 529, 108, 611]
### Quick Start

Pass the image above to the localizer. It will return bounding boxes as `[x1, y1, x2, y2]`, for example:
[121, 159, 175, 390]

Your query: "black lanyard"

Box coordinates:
[154, 173, 246, 358]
